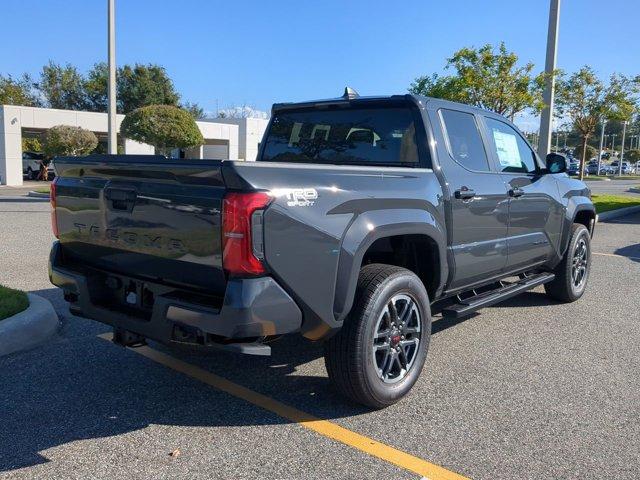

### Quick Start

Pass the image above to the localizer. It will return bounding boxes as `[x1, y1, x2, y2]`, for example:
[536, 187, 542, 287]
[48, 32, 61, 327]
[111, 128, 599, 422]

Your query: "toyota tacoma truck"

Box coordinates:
[49, 89, 596, 408]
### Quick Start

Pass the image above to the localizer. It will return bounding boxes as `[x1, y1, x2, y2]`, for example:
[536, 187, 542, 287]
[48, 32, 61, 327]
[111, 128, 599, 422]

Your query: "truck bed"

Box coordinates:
[51, 154, 445, 341]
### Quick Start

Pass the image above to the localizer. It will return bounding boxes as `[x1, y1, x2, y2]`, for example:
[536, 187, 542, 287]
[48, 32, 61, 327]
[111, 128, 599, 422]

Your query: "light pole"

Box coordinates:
[597, 119, 606, 176]
[107, 0, 117, 154]
[618, 121, 627, 176]
[537, 0, 561, 159]
[610, 133, 617, 154]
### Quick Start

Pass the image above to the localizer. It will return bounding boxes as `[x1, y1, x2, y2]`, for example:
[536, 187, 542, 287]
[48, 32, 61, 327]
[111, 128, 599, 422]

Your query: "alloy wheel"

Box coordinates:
[572, 238, 588, 289]
[372, 294, 421, 384]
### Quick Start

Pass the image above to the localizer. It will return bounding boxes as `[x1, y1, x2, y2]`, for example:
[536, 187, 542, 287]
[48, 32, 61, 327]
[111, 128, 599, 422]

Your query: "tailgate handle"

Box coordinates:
[105, 188, 137, 211]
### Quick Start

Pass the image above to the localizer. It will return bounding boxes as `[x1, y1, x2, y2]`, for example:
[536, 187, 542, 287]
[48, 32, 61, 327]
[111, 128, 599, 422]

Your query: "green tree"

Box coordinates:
[0, 74, 41, 106]
[118, 64, 179, 113]
[556, 67, 639, 180]
[83, 62, 196, 114]
[182, 102, 205, 120]
[625, 149, 640, 163]
[22, 136, 42, 152]
[410, 42, 545, 119]
[120, 105, 204, 156]
[38, 62, 87, 110]
[43, 125, 98, 158]
[584, 145, 598, 161]
[83, 62, 109, 112]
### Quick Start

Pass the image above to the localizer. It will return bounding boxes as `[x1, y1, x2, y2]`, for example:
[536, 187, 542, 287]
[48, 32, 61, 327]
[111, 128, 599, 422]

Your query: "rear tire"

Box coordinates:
[324, 264, 431, 409]
[544, 223, 591, 302]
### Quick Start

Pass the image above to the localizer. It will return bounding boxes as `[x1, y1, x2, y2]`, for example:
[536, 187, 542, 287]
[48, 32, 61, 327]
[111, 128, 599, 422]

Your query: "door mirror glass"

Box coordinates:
[546, 153, 567, 174]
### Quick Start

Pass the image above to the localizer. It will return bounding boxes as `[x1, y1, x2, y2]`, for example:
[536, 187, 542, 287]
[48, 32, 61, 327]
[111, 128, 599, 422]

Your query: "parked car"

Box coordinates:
[600, 164, 615, 175]
[586, 160, 613, 175]
[22, 151, 55, 180]
[48, 91, 596, 408]
[567, 161, 580, 176]
[22, 151, 44, 179]
[586, 162, 600, 175]
[609, 161, 632, 175]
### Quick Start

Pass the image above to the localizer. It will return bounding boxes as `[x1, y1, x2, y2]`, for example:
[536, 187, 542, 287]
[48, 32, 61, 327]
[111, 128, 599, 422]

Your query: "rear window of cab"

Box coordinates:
[260, 104, 424, 167]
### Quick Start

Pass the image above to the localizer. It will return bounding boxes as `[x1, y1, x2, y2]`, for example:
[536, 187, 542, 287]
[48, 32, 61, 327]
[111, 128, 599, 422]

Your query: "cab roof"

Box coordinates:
[271, 90, 506, 122]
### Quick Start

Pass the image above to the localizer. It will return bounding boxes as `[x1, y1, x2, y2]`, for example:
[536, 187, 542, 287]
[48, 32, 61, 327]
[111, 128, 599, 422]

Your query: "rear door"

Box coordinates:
[431, 107, 509, 291]
[481, 116, 564, 271]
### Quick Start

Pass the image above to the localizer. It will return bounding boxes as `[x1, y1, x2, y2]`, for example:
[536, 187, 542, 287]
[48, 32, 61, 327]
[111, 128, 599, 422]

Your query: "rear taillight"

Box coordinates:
[222, 192, 272, 276]
[50, 177, 59, 238]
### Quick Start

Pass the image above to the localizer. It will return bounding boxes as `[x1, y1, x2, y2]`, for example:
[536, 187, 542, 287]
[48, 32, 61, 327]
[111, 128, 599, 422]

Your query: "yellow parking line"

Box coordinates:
[98, 333, 467, 480]
[593, 252, 640, 261]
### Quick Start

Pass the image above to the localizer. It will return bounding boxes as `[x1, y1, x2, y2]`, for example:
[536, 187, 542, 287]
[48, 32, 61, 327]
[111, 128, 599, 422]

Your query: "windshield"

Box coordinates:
[260, 105, 421, 166]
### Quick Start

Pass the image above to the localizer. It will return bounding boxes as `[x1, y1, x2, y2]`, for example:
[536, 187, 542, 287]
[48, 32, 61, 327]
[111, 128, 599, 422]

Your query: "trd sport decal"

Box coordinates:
[272, 188, 318, 207]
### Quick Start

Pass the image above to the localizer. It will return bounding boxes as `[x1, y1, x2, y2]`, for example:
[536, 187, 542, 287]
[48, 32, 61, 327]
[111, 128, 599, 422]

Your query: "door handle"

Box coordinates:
[104, 187, 137, 211]
[454, 187, 476, 200]
[105, 188, 137, 202]
[509, 187, 525, 198]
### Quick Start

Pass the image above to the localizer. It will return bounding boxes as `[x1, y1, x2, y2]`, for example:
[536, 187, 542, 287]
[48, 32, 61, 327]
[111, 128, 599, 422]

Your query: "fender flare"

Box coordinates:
[332, 208, 447, 324]
[560, 197, 596, 254]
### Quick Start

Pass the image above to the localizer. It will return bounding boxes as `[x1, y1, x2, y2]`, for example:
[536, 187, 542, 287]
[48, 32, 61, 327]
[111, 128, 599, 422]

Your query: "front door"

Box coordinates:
[482, 117, 563, 271]
[434, 108, 510, 290]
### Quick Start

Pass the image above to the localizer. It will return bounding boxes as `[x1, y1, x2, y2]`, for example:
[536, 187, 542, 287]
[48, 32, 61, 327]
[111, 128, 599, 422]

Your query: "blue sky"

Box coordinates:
[2, 0, 638, 125]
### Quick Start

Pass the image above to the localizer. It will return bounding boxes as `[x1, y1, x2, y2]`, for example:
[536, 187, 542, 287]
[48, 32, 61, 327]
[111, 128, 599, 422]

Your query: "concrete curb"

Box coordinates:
[597, 205, 640, 222]
[0, 294, 59, 357]
[27, 191, 50, 198]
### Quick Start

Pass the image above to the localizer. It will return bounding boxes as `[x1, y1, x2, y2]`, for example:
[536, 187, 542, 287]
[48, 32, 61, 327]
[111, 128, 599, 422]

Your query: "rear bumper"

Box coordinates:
[48, 241, 302, 354]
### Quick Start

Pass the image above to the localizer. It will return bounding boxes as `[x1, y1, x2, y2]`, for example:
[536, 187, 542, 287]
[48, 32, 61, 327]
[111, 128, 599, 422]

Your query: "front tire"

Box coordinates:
[324, 264, 431, 409]
[545, 223, 591, 302]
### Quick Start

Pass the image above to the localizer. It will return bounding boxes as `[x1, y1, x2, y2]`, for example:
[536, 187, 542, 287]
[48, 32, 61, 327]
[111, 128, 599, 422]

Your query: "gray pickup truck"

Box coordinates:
[49, 90, 595, 408]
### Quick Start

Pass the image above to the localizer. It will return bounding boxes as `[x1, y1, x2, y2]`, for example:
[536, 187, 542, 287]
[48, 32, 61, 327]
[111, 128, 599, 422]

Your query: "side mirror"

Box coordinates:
[546, 153, 567, 174]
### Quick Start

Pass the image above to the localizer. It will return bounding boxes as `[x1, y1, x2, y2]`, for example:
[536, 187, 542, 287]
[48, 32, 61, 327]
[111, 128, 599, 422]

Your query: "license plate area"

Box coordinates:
[87, 271, 157, 321]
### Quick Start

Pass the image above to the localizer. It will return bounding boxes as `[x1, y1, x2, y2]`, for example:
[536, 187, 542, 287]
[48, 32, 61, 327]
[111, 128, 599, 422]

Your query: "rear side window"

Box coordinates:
[260, 105, 421, 166]
[439, 109, 490, 172]
[485, 117, 538, 174]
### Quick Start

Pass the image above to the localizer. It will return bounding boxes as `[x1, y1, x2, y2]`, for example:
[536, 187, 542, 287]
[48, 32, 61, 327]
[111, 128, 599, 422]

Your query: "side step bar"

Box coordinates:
[441, 272, 555, 319]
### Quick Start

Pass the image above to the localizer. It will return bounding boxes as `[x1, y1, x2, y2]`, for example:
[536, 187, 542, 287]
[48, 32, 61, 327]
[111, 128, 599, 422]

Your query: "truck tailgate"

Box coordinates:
[53, 156, 226, 295]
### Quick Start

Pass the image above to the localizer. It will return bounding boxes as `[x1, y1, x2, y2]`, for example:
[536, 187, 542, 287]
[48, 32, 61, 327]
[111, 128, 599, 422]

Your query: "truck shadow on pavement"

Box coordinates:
[487, 290, 561, 309]
[0, 286, 558, 472]
[0, 289, 376, 472]
[614, 243, 640, 262]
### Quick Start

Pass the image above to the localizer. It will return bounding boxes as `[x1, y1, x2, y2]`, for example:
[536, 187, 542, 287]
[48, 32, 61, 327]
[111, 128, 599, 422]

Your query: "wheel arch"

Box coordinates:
[560, 198, 596, 256]
[333, 209, 447, 323]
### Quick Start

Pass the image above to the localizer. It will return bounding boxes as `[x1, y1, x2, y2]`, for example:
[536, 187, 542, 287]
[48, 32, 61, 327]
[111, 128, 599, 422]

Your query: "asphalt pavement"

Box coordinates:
[1, 195, 639, 479]
[584, 178, 640, 196]
[0, 181, 46, 197]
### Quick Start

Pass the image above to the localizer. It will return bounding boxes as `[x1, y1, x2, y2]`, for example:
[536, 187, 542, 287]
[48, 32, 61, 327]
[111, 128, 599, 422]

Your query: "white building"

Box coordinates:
[0, 104, 269, 186]
[213, 117, 269, 165]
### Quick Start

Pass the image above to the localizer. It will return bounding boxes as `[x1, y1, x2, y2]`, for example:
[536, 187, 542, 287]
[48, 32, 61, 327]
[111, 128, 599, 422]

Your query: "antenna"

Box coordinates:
[342, 87, 359, 100]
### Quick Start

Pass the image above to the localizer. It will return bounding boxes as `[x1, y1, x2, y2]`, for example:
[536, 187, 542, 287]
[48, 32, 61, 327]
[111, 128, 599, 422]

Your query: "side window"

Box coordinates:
[439, 109, 490, 172]
[485, 118, 537, 173]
